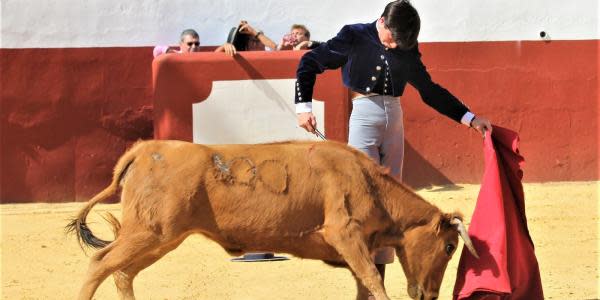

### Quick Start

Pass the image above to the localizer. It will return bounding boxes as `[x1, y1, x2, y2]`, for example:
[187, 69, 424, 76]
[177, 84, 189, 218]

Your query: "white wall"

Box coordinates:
[1, 0, 598, 48]
[193, 79, 325, 144]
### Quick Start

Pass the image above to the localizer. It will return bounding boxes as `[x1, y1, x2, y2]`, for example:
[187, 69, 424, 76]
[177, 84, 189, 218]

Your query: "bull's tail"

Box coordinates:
[65, 144, 138, 250]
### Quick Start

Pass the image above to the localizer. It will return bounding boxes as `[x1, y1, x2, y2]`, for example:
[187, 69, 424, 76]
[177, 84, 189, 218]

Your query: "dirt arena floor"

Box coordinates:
[1, 182, 598, 299]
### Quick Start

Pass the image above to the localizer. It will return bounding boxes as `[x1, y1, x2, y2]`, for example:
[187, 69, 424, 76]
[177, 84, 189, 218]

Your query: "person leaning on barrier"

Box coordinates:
[215, 20, 278, 56]
[153, 28, 241, 58]
[153, 29, 201, 57]
[277, 24, 323, 51]
[294, 0, 493, 294]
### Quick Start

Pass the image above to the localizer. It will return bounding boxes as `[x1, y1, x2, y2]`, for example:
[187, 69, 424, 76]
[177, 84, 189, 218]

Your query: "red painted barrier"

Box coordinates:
[402, 40, 598, 184]
[1, 40, 597, 203]
[152, 51, 349, 142]
[153, 41, 599, 188]
[0, 47, 154, 203]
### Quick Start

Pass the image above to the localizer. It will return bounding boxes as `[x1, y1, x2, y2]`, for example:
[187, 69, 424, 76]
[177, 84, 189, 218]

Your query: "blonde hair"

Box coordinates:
[290, 24, 310, 39]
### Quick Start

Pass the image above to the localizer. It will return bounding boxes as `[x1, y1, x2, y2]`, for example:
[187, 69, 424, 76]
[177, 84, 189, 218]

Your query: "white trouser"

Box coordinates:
[348, 95, 404, 264]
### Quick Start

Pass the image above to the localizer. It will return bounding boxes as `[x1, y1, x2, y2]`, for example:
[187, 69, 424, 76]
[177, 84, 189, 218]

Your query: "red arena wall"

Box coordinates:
[0, 47, 155, 202]
[1, 40, 598, 203]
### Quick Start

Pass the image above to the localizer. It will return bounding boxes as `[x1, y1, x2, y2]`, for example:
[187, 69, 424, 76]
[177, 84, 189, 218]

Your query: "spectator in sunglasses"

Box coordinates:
[153, 29, 201, 57]
[179, 29, 201, 53]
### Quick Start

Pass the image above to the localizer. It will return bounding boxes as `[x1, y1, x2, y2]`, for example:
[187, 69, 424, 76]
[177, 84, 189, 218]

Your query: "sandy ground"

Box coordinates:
[1, 182, 598, 300]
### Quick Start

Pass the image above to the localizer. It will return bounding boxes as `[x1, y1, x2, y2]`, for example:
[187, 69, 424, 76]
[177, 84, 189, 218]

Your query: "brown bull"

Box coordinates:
[67, 140, 478, 300]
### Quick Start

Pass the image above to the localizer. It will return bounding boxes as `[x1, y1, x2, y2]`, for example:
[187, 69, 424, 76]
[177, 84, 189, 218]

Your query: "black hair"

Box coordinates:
[381, 0, 420, 50]
[227, 26, 250, 51]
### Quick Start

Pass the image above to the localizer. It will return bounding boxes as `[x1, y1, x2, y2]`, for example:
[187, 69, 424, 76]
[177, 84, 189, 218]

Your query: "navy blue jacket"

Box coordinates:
[295, 21, 470, 123]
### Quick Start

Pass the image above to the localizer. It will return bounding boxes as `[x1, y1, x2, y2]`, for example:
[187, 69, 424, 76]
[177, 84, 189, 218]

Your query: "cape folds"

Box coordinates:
[453, 126, 544, 299]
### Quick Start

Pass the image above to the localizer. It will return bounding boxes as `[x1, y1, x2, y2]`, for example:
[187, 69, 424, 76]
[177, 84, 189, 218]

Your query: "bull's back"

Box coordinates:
[202, 141, 335, 229]
[118, 140, 214, 214]
[121, 139, 368, 214]
[118, 140, 368, 259]
[205, 141, 364, 229]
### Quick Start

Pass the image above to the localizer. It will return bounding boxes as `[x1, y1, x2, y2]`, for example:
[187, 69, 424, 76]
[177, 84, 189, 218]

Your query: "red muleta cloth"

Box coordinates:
[453, 126, 544, 300]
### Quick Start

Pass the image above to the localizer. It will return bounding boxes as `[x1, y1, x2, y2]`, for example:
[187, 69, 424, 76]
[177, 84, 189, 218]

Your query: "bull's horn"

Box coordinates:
[450, 218, 479, 259]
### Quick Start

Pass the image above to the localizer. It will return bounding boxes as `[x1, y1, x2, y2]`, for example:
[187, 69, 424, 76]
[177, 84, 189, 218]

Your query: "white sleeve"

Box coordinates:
[461, 111, 476, 127]
[295, 102, 313, 113]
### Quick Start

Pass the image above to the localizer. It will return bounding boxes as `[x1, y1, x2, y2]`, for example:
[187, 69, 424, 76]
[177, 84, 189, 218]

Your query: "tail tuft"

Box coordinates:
[66, 141, 137, 252]
[65, 218, 111, 250]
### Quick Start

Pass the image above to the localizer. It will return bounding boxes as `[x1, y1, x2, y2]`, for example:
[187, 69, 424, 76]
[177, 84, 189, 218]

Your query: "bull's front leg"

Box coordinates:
[322, 223, 389, 300]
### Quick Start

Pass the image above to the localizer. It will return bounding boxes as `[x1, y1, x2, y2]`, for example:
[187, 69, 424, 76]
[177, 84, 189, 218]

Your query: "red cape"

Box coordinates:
[453, 126, 544, 299]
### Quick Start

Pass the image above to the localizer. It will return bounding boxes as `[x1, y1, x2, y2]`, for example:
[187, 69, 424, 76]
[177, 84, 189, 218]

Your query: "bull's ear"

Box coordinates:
[434, 213, 454, 235]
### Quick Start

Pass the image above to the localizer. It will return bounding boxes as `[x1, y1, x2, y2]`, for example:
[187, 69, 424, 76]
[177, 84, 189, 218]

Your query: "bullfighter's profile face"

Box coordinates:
[376, 17, 398, 49]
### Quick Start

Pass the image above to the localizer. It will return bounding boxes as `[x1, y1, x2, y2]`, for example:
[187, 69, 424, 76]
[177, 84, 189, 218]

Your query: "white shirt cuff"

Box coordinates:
[461, 111, 476, 127]
[295, 102, 312, 114]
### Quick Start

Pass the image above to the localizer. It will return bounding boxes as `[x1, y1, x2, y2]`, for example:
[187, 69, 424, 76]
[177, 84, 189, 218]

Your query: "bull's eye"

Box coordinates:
[445, 244, 456, 255]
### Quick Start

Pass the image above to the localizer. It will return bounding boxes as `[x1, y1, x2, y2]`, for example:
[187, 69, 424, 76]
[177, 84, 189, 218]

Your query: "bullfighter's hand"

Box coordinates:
[471, 116, 493, 137]
[298, 112, 317, 134]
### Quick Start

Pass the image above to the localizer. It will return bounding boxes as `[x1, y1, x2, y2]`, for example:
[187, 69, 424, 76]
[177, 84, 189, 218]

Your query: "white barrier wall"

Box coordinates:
[1, 0, 598, 48]
[193, 79, 324, 144]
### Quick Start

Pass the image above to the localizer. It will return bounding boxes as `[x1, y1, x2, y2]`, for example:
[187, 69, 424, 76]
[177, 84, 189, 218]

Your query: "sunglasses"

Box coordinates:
[186, 41, 200, 47]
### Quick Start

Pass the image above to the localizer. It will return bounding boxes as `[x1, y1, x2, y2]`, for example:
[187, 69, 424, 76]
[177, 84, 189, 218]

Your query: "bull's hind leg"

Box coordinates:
[112, 235, 188, 300]
[78, 231, 160, 300]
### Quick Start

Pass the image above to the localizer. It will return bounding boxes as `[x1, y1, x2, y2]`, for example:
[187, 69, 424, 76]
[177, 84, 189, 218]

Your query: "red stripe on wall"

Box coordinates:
[1, 40, 598, 203]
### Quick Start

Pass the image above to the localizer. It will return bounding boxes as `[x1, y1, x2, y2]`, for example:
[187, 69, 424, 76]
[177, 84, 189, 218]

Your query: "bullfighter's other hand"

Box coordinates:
[471, 116, 493, 137]
[298, 112, 317, 134]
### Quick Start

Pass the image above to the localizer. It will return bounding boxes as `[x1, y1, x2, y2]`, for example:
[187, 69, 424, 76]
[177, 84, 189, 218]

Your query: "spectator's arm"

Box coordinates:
[293, 41, 310, 50]
[153, 45, 171, 57]
[238, 21, 277, 50]
[215, 43, 237, 56]
[255, 32, 277, 50]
